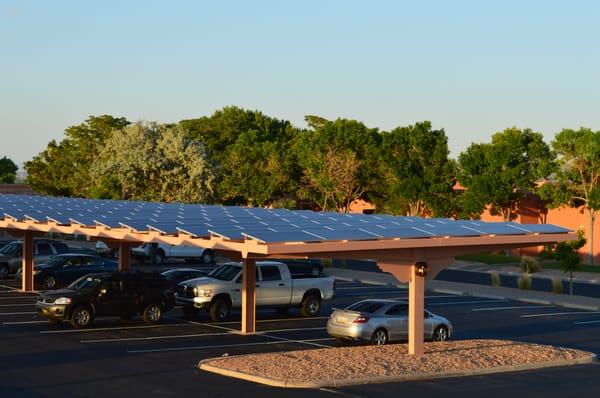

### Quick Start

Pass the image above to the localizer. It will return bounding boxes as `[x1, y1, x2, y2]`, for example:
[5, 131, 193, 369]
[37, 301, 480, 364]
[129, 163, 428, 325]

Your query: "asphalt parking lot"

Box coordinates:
[2, 275, 600, 398]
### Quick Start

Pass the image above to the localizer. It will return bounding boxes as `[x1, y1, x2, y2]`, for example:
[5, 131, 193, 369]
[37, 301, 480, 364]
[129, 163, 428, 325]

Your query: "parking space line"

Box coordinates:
[0, 303, 34, 307]
[0, 284, 20, 291]
[40, 322, 194, 334]
[0, 297, 37, 300]
[209, 316, 329, 326]
[521, 311, 600, 318]
[427, 299, 509, 306]
[472, 305, 555, 312]
[126, 337, 337, 354]
[0, 311, 36, 315]
[262, 333, 333, 348]
[82, 331, 234, 343]
[3, 320, 48, 325]
[574, 320, 600, 325]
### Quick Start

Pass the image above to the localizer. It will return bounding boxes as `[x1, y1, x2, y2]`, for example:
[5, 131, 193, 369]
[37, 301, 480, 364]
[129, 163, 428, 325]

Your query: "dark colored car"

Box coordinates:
[35, 271, 175, 328]
[161, 268, 207, 288]
[284, 259, 324, 276]
[0, 239, 15, 249]
[16, 254, 118, 290]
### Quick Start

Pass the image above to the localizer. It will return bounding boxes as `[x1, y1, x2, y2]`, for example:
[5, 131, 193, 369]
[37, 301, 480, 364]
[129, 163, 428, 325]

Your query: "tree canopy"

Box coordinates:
[0, 157, 18, 184]
[458, 128, 554, 221]
[377, 121, 455, 216]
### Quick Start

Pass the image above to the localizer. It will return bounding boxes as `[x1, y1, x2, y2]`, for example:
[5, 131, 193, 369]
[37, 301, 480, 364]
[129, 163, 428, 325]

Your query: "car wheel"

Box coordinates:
[201, 250, 215, 264]
[182, 305, 200, 319]
[42, 275, 57, 290]
[370, 328, 388, 346]
[70, 306, 94, 329]
[142, 303, 163, 324]
[300, 294, 322, 317]
[433, 326, 450, 342]
[209, 297, 231, 321]
[0, 265, 9, 279]
[155, 250, 165, 264]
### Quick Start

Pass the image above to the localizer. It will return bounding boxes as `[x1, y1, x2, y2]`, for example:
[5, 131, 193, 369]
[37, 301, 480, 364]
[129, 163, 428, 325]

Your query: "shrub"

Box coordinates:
[539, 245, 555, 260]
[321, 258, 332, 268]
[517, 274, 532, 290]
[521, 256, 540, 274]
[552, 277, 564, 294]
[490, 271, 501, 287]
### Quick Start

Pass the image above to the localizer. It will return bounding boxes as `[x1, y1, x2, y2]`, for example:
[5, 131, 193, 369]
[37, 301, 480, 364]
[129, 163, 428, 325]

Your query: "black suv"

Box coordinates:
[36, 271, 175, 328]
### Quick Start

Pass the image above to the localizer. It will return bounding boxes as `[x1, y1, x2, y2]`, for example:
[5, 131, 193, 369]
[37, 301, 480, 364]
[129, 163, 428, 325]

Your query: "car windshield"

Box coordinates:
[208, 264, 241, 281]
[68, 276, 102, 290]
[0, 242, 21, 255]
[346, 301, 386, 314]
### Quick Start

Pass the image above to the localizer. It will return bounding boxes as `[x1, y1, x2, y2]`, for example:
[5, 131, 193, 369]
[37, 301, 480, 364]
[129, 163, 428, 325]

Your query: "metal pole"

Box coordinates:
[22, 231, 34, 292]
[408, 263, 425, 355]
[241, 258, 256, 334]
[119, 242, 131, 271]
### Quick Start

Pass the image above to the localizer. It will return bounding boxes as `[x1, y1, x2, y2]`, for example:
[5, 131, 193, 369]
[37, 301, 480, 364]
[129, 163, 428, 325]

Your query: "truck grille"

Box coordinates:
[176, 285, 195, 298]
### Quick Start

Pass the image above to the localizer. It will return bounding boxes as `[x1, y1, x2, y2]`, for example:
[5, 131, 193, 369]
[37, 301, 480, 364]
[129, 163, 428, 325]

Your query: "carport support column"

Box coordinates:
[21, 231, 34, 292]
[408, 263, 425, 356]
[118, 242, 132, 271]
[241, 258, 256, 334]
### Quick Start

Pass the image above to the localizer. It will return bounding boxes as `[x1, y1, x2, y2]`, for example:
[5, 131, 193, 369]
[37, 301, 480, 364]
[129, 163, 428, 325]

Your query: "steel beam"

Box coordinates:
[118, 241, 132, 271]
[241, 258, 256, 334]
[408, 262, 425, 355]
[21, 231, 34, 292]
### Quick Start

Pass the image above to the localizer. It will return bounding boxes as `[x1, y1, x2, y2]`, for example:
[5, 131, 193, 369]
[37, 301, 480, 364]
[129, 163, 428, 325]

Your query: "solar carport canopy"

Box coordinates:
[0, 194, 570, 243]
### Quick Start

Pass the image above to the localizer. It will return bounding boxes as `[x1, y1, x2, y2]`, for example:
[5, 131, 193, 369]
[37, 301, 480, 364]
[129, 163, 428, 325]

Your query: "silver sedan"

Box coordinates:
[327, 299, 453, 345]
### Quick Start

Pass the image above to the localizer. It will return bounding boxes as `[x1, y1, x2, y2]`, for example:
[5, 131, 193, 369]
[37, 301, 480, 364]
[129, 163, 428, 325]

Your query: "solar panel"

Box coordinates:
[0, 193, 572, 244]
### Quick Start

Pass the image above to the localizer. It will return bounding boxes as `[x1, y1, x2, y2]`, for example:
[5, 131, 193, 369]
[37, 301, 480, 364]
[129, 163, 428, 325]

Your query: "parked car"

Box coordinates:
[15, 254, 118, 290]
[0, 239, 15, 249]
[327, 299, 453, 345]
[35, 271, 175, 328]
[132, 242, 215, 264]
[161, 268, 207, 288]
[283, 259, 324, 276]
[176, 261, 335, 321]
[0, 239, 73, 279]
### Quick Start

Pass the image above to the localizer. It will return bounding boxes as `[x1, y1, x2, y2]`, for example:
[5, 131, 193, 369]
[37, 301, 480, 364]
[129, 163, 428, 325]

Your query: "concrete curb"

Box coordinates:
[199, 354, 597, 389]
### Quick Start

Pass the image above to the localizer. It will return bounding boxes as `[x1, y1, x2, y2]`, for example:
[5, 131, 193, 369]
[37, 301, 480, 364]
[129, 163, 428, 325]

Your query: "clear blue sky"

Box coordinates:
[1, 0, 599, 165]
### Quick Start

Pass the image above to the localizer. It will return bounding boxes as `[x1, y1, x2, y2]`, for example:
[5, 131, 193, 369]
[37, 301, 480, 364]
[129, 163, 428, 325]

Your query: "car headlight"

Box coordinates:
[193, 287, 212, 297]
[54, 297, 71, 305]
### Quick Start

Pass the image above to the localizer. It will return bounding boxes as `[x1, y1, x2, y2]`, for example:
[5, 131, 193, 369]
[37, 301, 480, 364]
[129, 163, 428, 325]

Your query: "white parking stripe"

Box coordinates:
[3, 320, 48, 325]
[40, 322, 194, 334]
[262, 333, 332, 348]
[521, 311, 600, 318]
[574, 320, 600, 325]
[208, 316, 329, 326]
[0, 303, 34, 307]
[0, 297, 36, 300]
[427, 299, 509, 306]
[127, 337, 337, 354]
[0, 284, 20, 291]
[472, 305, 555, 312]
[0, 312, 36, 315]
[82, 331, 234, 343]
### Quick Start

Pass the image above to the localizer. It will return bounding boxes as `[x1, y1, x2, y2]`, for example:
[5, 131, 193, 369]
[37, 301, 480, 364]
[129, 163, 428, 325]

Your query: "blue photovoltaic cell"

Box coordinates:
[0, 193, 572, 243]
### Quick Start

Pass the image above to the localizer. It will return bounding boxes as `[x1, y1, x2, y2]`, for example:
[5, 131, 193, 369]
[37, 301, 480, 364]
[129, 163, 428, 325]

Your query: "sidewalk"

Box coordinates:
[326, 267, 600, 311]
[451, 261, 600, 285]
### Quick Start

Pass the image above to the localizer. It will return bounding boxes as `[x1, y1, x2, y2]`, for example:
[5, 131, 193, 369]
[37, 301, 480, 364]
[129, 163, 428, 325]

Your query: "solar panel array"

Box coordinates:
[0, 194, 570, 243]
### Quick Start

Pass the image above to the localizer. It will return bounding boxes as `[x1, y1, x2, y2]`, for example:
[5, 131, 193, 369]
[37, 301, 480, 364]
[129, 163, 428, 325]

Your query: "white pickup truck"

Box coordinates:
[175, 261, 335, 321]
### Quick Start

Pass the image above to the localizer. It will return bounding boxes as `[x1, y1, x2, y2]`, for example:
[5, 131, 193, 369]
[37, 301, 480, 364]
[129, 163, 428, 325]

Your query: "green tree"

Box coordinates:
[295, 117, 382, 212]
[219, 130, 298, 206]
[539, 128, 600, 264]
[458, 127, 554, 221]
[25, 115, 129, 197]
[376, 121, 455, 216]
[554, 230, 586, 295]
[0, 157, 18, 183]
[92, 123, 215, 203]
